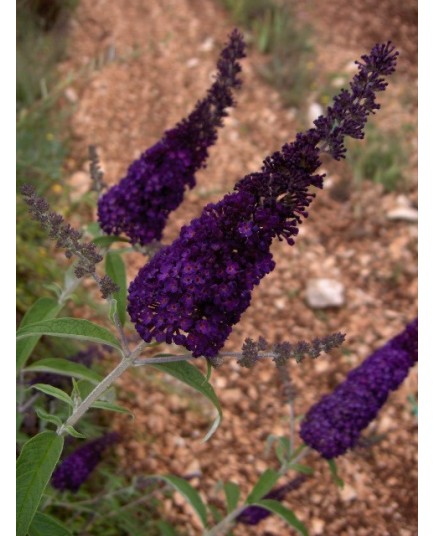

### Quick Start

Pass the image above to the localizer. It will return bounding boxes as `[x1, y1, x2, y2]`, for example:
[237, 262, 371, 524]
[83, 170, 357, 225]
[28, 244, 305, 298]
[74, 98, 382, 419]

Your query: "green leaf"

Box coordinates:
[91, 400, 134, 417]
[25, 358, 102, 384]
[246, 469, 280, 504]
[93, 235, 130, 248]
[156, 520, 178, 536]
[17, 411, 24, 432]
[31, 384, 74, 407]
[264, 433, 279, 458]
[44, 283, 63, 298]
[289, 444, 307, 463]
[205, 360, 212, 382]
[16, 431, 64, 536]
[151, 360, 222, 441]
[35, 408, 62, 428]
[153, 475, 208, 527]
[70, 378, 82, 405]
[289, 463, 314, 475]
[275, 437, 291, 463]
[108, 298, 118, 324]
[28, 512, 72, 536]
[75, 379, 96, 400]
[64, 425, 87, 439]
[17, 298, 63, 372]
[327, 459, 344, 489]
[105, 251, 127, 326]
[253, 499, 308, 536]
[17, 318, 121, 351]
[64, 265, 77, 290]
[86, 222, 102, 237]
[208, 504, 224, 523]
[224, 481, 240, 513]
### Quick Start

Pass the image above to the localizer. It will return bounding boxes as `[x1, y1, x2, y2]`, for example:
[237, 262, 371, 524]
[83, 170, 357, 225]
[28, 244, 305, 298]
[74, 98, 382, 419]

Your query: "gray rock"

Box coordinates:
[386, 195, 418, 222]
[199, 37, 214, 52]
[306, 278, 345, 308]
[307, 102, 323, 127]
[386, 207, 418, 222]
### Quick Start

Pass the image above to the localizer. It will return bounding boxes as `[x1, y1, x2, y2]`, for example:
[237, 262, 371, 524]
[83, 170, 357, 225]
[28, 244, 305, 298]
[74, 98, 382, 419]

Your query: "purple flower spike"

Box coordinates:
[314, 41, 398, 160]
[51, 433, 119, 492]
[237, 476, 307, 526]
[97, 30, 246, 245]
[128, 43, 398, 358]
[128, 190, 277, 358]
[300, 319, 418, 459]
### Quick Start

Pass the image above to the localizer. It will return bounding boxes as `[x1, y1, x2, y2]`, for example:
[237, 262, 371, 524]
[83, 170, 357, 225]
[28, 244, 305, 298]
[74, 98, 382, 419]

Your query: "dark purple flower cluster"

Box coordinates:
[97, 30, 246, 245]
[128, 190, 275, 358]
[51, 433, 119, 492]
[128, 42, 398, 358]
[300, 319, 418, 459]
[236, 475, 307, 525]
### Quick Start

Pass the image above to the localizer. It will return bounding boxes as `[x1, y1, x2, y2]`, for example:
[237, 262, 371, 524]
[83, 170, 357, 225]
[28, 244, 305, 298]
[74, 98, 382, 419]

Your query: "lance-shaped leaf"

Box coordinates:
[17, 298, 63, 372]
[17, 432, 64, 536]
[152, 475, 208, 528]
[31, 384, 74, 407]
[224, 481, 240, 513]
[25, 358, 103, 384]
[63, 425, 87, 439]
[327, 459, 344, 489]
[252, 500, 308, 536]
[17, 318, 121, 351]
[91, 400, 134, 417]
[92, 235, 130, 248]
[246, 469, 280, 504]
[35, 408, 62, 428]
[289, 463, 314, 475]
[105, 251, 127, 325]
[150, 360, 222, 441]
[28, 512, 72, 536]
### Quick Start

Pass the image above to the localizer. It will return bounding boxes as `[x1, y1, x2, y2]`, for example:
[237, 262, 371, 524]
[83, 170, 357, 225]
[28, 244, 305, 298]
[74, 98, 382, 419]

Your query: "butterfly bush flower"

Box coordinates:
[300, 319, 418, 459]
[51, 433, 119, 492]
[97, 30, 246, 245]
[128, 42, 398, 358]
[21, 184, 103, 278]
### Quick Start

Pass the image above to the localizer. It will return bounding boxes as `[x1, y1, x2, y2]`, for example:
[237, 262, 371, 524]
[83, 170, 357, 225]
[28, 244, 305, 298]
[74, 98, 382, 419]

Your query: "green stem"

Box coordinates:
[133, 351, 281, 367]
[58, 275, 81, 306]
[133, 354, 195, 366]
[58, 356, 131, 435]
[204, 505, 246, 536]
[57, 340, 147, 434]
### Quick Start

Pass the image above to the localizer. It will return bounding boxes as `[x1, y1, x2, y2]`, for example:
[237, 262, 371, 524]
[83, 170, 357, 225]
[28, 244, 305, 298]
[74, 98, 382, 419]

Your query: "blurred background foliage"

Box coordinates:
[347, 124, 409, 193]
[17, 0, 77, 316]
[219, 0, 316, 109]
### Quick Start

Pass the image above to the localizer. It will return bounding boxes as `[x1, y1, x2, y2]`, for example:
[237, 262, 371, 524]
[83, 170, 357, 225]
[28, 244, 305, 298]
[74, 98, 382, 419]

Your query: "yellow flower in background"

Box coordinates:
[51, 184, 63, 194]
[46, 132, 54, 141]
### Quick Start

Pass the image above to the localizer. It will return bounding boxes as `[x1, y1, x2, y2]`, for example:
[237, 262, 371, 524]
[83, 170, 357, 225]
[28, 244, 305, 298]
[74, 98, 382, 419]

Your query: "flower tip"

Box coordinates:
[20, 183, 36, 197]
